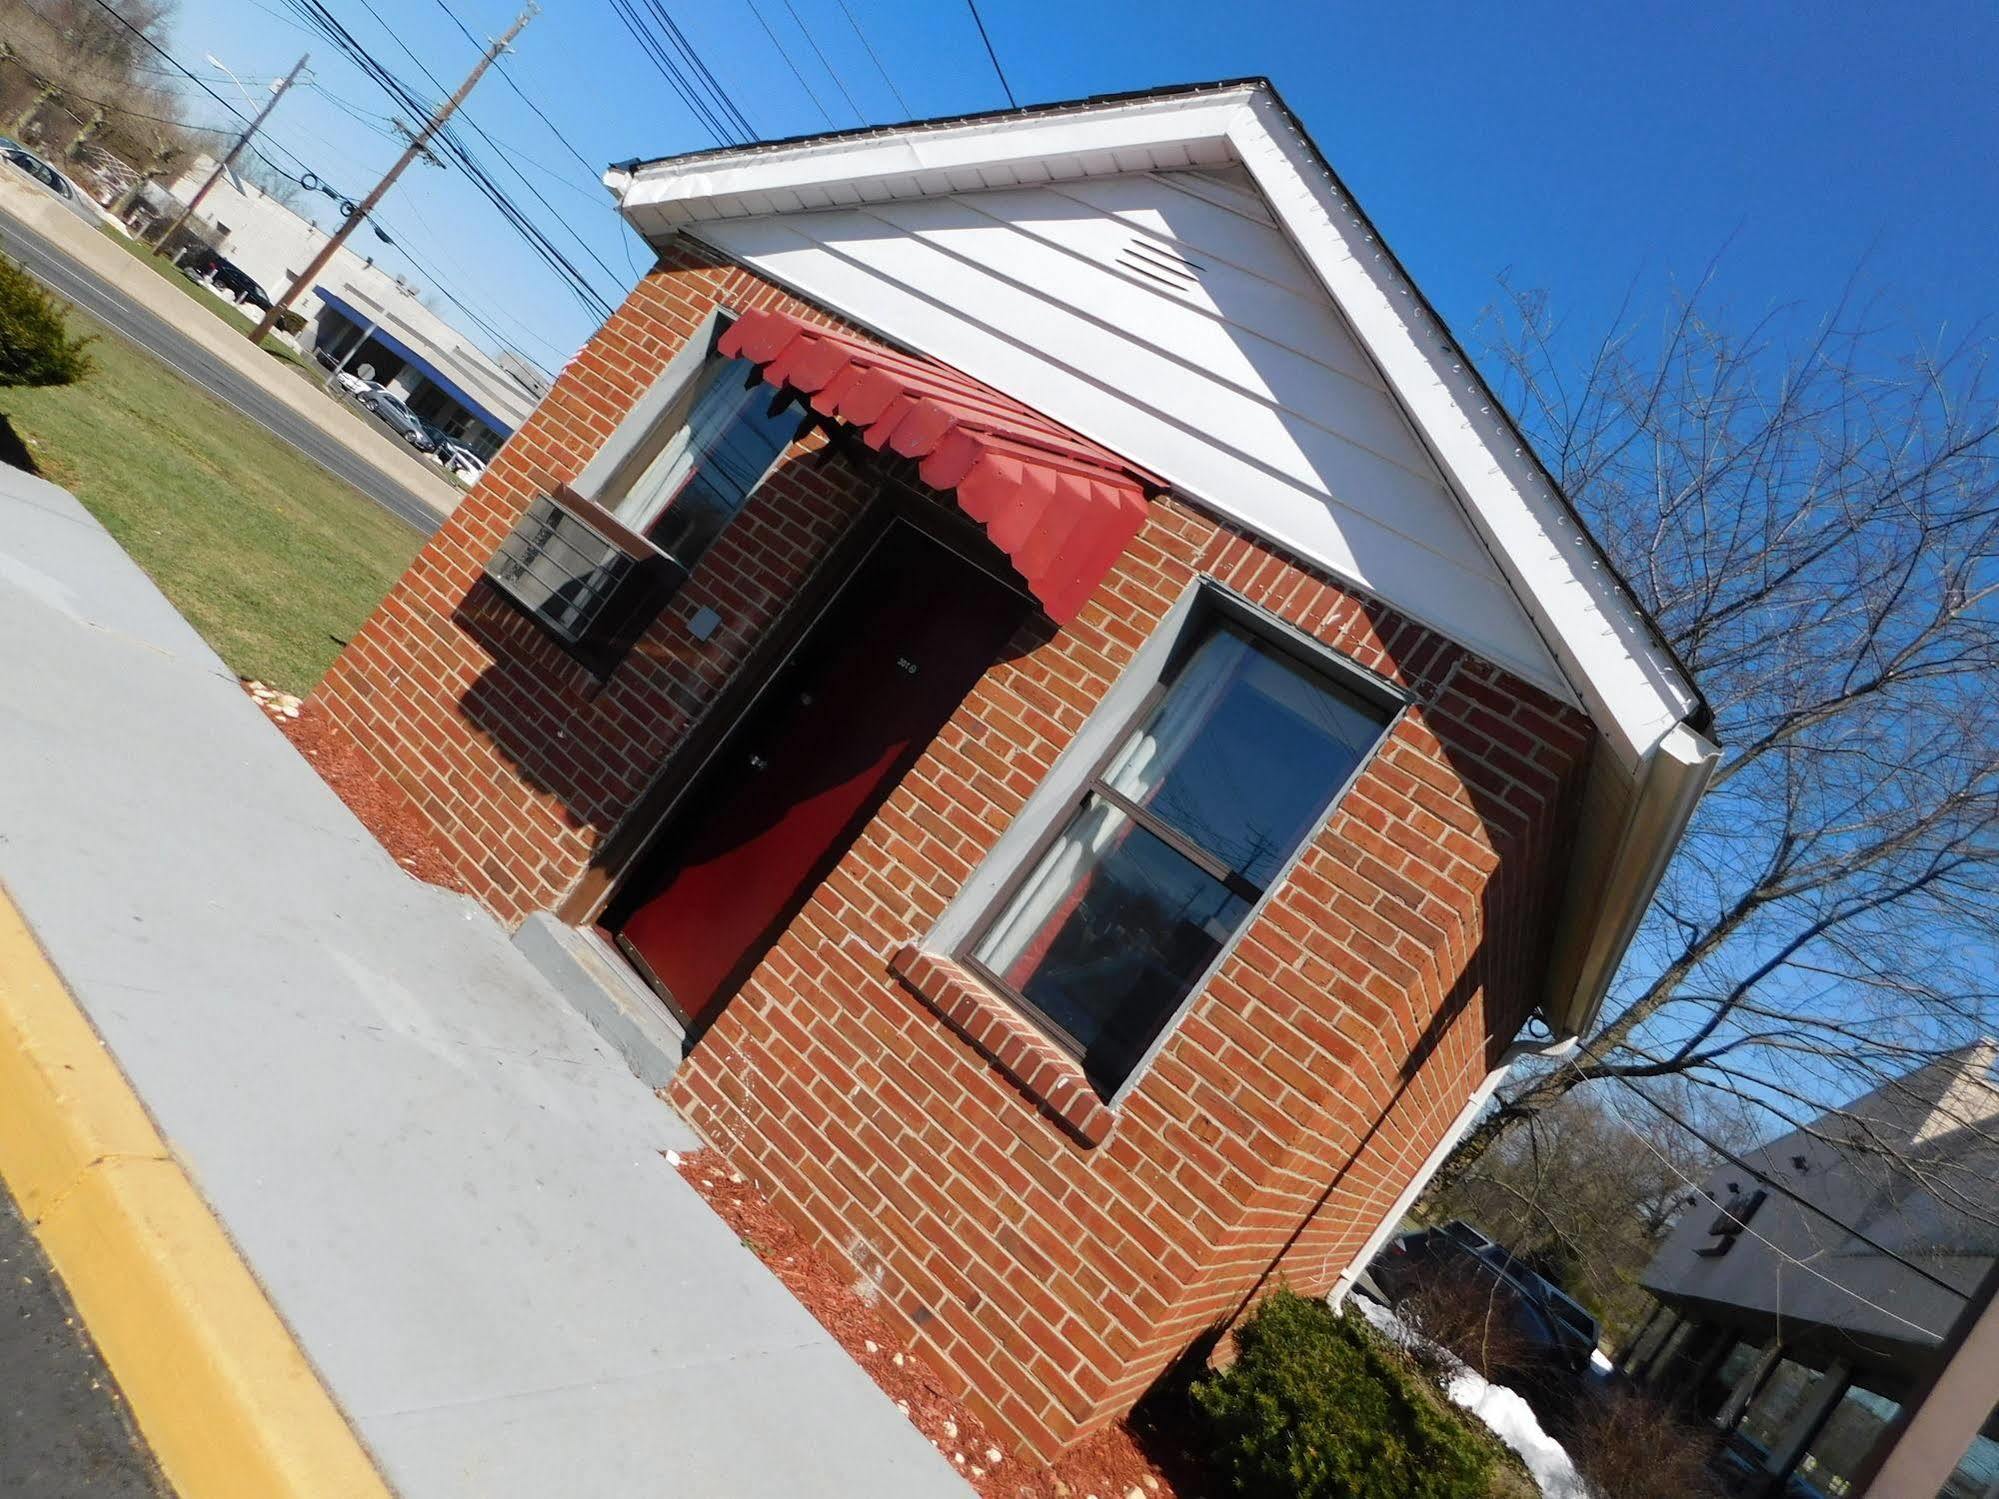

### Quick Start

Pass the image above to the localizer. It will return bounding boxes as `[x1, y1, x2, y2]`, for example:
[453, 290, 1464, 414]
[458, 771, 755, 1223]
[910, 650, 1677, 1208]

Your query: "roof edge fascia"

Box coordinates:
[607, 82, 1706, 771]
[1225, 90, 1700, 768]
[611, 86, 1256, 230]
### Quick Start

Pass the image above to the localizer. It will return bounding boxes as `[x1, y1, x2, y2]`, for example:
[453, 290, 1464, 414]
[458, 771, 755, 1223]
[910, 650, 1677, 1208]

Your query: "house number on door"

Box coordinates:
[896, 656, 919, 676]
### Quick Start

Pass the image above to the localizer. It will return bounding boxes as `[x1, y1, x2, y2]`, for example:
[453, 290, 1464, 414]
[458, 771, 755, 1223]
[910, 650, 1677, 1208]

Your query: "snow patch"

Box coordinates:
[1353, 1296, 1592, 1499]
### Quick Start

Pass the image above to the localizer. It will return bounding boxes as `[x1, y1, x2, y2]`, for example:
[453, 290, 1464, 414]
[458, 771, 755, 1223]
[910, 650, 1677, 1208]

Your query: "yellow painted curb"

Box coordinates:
[0, 887, 394, 1499]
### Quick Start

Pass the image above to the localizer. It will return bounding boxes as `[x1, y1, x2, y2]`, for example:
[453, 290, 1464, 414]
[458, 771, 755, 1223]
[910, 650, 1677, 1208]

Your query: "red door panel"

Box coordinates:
[610, 524, 1027, 1027]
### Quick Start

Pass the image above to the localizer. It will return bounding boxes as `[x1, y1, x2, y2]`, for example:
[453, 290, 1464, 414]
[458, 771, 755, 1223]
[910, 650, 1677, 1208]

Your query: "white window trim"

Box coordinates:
[571, 307, 737, 514]
[927, 575, 1410, 1109]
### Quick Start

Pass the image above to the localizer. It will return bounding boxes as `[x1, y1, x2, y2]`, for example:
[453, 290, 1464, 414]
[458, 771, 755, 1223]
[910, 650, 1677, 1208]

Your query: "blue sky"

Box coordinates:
[166, 0, 1999, 377]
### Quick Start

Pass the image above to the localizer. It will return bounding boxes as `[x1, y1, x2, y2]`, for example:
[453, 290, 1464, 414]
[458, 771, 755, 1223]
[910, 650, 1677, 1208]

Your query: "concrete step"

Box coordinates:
[512, 914, 687, 1089]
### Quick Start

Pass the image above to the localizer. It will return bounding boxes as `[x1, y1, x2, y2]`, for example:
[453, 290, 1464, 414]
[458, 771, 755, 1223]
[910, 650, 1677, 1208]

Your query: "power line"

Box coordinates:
[251, 2, 621, 340]
[51, 0, 569, 360]
[153, 53, 310, 260]
[642, 0, 756, 140]
[422, 0, 648, 279]
[963, 0, 1014, 109]
[0, 57, 237, 135]
[272, 0, 613, 318]
[340, 0, 626, 295]
[779, 0, 864, 124]
[372, 213, 566, 365]
[744, 0, 833, 127]
[1567, 1057, 1970, 1314]
[426, 0, 608, 174]
[605, 0, 743, 145]
[834, 0, 909, 118]
[302, 77, 398, 126]
[81, 0, 275, 130]
[71, 0, 329, 189]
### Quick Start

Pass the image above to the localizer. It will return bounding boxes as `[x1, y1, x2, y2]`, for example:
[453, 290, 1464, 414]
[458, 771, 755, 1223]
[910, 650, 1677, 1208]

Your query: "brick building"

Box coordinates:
[311, 81, 1717, 1458]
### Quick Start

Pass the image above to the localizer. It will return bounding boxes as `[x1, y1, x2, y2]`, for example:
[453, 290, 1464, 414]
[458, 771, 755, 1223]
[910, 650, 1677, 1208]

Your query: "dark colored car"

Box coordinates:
[208, 259, 274, 311]
[1369, 1221, 1601, 1375]
[182, 252, 272, 311]
[357, 387, 436, 451]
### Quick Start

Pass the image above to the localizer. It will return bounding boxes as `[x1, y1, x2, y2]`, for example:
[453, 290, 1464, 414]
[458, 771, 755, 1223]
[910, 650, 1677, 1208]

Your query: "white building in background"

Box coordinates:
[1624, 1043, 1999, 1498]
[159, 156, 553, 460]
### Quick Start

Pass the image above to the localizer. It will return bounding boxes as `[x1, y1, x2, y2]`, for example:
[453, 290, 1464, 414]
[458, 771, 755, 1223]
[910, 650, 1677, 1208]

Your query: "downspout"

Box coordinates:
[1329, 1032, 1580, 1306]
[1550, 722, 1720, 1036]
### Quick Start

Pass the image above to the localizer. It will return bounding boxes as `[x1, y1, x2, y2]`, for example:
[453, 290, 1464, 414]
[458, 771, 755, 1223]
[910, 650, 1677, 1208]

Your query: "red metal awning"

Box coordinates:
[717, 309, 1159, 625]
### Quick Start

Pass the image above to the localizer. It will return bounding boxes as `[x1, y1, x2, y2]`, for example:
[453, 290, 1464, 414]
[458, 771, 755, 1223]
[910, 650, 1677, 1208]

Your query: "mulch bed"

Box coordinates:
[243, 683, 466, 893]
[673, 1148, 1210, 1499]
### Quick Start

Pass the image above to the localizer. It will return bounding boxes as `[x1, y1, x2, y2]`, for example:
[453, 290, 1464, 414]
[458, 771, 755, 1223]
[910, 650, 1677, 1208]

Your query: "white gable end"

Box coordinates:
[689, 167, 1574, 701]
[612, 81, 1720, 1039]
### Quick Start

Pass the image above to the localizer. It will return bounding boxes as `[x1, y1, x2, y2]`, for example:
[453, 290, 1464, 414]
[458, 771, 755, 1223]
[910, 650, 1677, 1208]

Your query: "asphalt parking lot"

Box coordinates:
[0, 1187, 170, 1497]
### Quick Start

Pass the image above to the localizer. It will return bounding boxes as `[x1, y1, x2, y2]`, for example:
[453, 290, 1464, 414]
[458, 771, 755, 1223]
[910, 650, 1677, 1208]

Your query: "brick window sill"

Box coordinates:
[889, 946, 1115, 1146]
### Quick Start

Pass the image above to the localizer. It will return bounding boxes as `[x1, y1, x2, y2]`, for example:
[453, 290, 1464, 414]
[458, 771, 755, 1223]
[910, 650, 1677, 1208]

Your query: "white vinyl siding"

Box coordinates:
[691, 166, 1570, 700]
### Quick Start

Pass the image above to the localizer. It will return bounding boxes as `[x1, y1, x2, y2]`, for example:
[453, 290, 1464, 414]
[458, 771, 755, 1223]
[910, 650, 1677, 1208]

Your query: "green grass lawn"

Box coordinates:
[100, 227, 312, 369]
[1, 302, 423, 693]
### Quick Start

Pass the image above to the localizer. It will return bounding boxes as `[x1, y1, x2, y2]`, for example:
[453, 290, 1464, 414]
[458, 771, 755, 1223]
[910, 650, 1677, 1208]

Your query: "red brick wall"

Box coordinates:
[314, 242, 886, 923]
[312, 244, 1594, 1459]
[667, 509, 1591, 1455]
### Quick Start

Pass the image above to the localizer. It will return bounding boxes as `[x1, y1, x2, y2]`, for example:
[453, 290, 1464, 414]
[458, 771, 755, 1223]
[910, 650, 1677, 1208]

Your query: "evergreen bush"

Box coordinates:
[1193, 1290, 1495, 1499]
[0, 252, 93, 388]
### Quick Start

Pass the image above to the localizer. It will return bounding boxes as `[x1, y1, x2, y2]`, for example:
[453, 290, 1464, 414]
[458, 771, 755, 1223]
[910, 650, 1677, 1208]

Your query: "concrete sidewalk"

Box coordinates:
[0, 467, 968, 1497]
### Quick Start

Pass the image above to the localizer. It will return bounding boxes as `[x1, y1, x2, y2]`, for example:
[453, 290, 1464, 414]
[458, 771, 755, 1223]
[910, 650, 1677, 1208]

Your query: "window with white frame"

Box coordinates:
[964, 608, 1395, 1094]
[484, 316, 802, 672]
[607, 347, 800, 569]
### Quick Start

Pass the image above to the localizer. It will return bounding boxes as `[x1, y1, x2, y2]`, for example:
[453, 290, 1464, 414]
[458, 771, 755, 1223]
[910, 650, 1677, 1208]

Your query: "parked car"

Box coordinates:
[207, 258, 274, 312]
[329, 369, 379, 397]
[1, 144, 103, 230]
[356, 387, 436, 451]
[1368, 1221, 1601, 1375]
[441, 445, 486, 483]
[415, 421, 484, 480]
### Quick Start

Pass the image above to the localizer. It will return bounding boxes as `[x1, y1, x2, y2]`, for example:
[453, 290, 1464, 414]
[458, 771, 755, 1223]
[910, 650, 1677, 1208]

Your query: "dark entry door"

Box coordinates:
[609, 522, 1028, 1028]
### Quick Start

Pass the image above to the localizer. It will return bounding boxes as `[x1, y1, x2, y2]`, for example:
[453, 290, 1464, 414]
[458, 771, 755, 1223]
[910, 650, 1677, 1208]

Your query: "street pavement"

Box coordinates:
[0, 464, 968, 1497]
[0, 1186, 169, 1498]
[0, 205, 443, 536]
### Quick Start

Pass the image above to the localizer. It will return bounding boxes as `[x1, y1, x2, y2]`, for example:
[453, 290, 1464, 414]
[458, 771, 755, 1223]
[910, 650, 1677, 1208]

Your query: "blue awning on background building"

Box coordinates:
[315, 286, 513, 437]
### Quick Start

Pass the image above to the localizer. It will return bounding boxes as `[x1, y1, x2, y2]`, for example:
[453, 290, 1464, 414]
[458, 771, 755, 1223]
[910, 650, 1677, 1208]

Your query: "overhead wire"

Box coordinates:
[778, 0, 865, 124]
[434, 0, 745, 281]
[640, 0, 756, 140]
[42, 0, 569, 360]
[963, 0, 1015, 108]
[605, 0, 740, 145]
[369, 213, 567, 366]
[425, 0, 621, 175]
[1554, 1056, 1967, 1341]
[743, 0, 833, 127]
[272, 0, 614, 318]
[81, 0, 282, 129]
[0, 56, 241, 135]
[342, 0, 627, 296]
[833, 0, 909, 118]
[70, 0, 338, 193]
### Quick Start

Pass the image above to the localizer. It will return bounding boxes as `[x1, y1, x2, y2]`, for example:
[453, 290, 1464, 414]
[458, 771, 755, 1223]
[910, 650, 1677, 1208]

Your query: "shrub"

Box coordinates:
[1563, 1385, 1723, 1499]
[1193, 1291, 1495, 1499]
[0, 254, 92, 387]
[1394, 1268, 1556, 1387]
[274, 307, 307, 336]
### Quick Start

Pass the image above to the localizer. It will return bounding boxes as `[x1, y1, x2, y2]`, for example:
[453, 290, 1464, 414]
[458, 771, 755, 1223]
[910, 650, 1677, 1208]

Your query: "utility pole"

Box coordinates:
[248, 6, 534, 345]
[153, 54, 309, 258]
